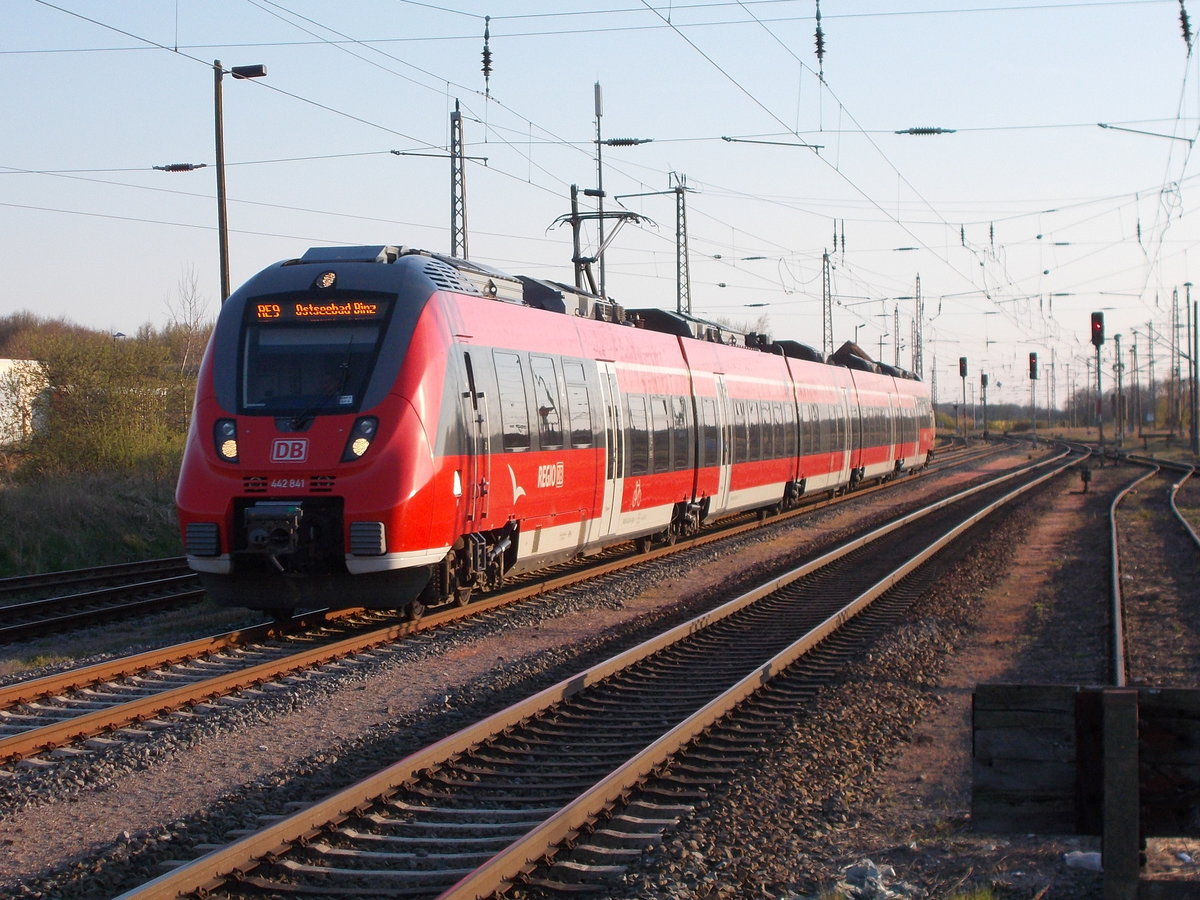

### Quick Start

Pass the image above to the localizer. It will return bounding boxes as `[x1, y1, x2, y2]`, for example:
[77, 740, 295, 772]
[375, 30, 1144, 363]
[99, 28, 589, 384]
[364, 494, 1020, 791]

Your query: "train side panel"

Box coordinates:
[788, 358, 855, 496]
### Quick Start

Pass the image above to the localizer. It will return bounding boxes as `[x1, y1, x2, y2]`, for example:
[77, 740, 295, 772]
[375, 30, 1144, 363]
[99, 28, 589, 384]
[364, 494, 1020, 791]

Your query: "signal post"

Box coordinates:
[1029, 352, 1038, 437]
[1092, 312, 1105, 449]
[959, 356, 968, 437]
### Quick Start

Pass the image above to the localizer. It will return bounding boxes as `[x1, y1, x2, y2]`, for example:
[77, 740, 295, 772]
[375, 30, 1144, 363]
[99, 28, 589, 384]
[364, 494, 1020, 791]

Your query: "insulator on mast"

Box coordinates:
[814, 0, 826, 80]
[481, 16, 493, 97]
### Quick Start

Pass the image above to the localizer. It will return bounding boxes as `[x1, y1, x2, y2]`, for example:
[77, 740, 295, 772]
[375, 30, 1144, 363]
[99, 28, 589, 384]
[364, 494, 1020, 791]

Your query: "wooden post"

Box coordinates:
[1103, 688, 1140, 899]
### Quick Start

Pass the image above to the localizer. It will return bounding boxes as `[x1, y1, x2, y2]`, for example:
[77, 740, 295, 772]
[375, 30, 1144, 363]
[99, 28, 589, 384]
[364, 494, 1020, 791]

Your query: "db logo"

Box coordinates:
[271, 439, 308, 462]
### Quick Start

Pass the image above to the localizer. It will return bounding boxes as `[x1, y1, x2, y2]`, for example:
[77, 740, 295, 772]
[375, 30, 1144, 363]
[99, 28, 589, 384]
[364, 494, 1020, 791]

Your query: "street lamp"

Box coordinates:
[214, 60, 267, 302]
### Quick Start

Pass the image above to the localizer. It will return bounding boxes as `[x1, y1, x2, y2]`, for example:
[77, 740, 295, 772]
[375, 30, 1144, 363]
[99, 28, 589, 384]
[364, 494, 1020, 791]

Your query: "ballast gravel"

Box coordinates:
[5, 448, 1192, 898]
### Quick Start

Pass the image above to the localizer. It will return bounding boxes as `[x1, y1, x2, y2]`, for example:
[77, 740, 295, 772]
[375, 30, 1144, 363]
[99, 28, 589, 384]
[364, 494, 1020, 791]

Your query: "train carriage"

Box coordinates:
[176, 245, 933, 616]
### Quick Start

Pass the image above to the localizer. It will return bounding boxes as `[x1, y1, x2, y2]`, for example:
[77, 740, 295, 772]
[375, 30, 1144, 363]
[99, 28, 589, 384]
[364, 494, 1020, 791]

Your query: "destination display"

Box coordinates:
[250, 296, 391, 322]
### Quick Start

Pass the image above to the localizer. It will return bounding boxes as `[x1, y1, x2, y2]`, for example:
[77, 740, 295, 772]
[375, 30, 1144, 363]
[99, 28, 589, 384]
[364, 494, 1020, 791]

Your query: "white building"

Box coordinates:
[0, 358, 47, 447]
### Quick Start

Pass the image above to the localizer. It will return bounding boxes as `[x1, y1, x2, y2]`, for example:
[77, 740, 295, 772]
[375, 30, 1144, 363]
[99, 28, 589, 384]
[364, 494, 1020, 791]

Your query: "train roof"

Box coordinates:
[629, 308, 835, 367]
[278, 245, 920, 382]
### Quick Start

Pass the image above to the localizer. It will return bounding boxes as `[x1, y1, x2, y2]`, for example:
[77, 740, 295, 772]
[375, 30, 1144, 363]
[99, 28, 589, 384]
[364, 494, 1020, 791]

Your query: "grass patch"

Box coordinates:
[0, 470, 182, 577]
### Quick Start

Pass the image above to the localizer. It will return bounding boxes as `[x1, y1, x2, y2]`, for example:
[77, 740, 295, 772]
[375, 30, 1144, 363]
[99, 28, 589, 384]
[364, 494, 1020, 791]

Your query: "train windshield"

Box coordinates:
[240, 296, 391, 413]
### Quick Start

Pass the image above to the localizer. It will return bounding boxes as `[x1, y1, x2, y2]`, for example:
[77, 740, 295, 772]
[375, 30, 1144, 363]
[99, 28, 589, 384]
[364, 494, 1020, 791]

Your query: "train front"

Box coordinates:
[175, 246, 456, 615]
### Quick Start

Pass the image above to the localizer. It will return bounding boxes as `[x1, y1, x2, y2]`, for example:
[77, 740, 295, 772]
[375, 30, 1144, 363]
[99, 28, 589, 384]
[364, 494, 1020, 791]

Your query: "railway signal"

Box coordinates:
[1092, 312, 1105, 447]
[981, 372, 989, 437]
[959, 357, 968, 436]
[1029, 353, 1038, 434]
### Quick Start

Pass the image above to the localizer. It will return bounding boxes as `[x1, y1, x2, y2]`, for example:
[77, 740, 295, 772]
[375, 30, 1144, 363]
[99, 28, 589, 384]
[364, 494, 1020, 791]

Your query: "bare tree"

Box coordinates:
[164, 264, 213, 373]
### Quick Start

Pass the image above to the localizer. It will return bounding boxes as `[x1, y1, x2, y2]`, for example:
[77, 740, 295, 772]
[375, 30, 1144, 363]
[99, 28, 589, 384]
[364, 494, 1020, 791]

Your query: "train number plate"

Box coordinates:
[270, 477, 306, 490]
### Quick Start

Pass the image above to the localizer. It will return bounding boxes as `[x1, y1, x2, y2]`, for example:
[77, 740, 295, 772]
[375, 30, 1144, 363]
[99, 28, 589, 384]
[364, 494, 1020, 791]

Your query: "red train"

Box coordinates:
[175, 245, 934, 617]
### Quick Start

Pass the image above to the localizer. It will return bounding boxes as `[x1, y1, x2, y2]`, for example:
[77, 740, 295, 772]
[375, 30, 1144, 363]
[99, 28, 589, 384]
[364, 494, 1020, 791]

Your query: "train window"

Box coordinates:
[494, 351, 530, 451]
[773, 403, 787, 459]
[747, 402, 761, 461]
[761, 402, 774, 459]
[651, 397, 670, 473]
[241, 323, 380, 412]
[701, 398, 718, 466]
[732, 401, 747, 463]
[627, 396, 649, 477]
[566, 384, 592, 447]
[562, 361, 592, 447]
[530, 356, 563, 448]
[671, 396, 690, 470]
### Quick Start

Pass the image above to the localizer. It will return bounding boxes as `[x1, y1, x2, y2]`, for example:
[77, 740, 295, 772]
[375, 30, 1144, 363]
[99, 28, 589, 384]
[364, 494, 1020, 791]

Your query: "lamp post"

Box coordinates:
[214, 60, 267, 302]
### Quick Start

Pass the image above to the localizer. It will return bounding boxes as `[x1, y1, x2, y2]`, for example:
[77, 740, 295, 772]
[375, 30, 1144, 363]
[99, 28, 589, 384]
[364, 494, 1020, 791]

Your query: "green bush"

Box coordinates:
[0, 311, 209, 575]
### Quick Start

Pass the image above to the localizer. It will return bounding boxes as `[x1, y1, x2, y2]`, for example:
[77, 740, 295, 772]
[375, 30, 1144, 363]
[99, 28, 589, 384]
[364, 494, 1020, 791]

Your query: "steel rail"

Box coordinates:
[1167, 463, 1200, 549]
[1107, 460, 1161, 687]
[0, 608, 356, 710]
[0, 557, 189, 601]
[0, 577, 205, 643]
[111, 446, 1076, 900]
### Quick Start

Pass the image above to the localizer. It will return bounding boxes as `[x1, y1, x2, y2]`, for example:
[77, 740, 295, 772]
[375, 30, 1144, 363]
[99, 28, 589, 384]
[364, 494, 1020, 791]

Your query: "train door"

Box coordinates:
[597, 361, 624, 537]
[712, 374, 733, 515]
[461, 351, 491, 525]
[839, 384, 856, 480]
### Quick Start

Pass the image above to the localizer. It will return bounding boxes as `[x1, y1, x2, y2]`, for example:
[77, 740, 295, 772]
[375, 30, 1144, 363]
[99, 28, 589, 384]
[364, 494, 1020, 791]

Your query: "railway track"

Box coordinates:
[0, 557, 189, 601]
[0, 442, 1011, 768]
[0, 557, 199, 643]
[1110, 455, 1200, 686]
[110, 445, 1078, 900]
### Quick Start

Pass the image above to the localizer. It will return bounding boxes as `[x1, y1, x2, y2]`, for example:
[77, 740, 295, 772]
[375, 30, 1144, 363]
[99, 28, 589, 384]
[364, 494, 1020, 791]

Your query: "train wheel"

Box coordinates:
[266, 607, 294, 624]
[405, 599, 425, 622]
[635, 535, 652, 554]
[453, 585, 472, 607]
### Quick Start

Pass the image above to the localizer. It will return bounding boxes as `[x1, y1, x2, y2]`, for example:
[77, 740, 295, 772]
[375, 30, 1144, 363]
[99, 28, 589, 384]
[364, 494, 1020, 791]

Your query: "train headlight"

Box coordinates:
[341, 416, 378, 461]
[213, 418, 239, 462]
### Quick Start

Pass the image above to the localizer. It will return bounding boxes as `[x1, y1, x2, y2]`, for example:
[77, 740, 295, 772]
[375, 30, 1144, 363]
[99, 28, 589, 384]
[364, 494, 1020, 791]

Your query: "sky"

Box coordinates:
[5, 0, 1200, 410]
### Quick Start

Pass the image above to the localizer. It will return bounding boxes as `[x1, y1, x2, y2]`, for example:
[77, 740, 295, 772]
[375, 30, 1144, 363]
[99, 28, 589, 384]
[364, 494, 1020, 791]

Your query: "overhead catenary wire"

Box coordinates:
[13, 0, 1198, 389]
